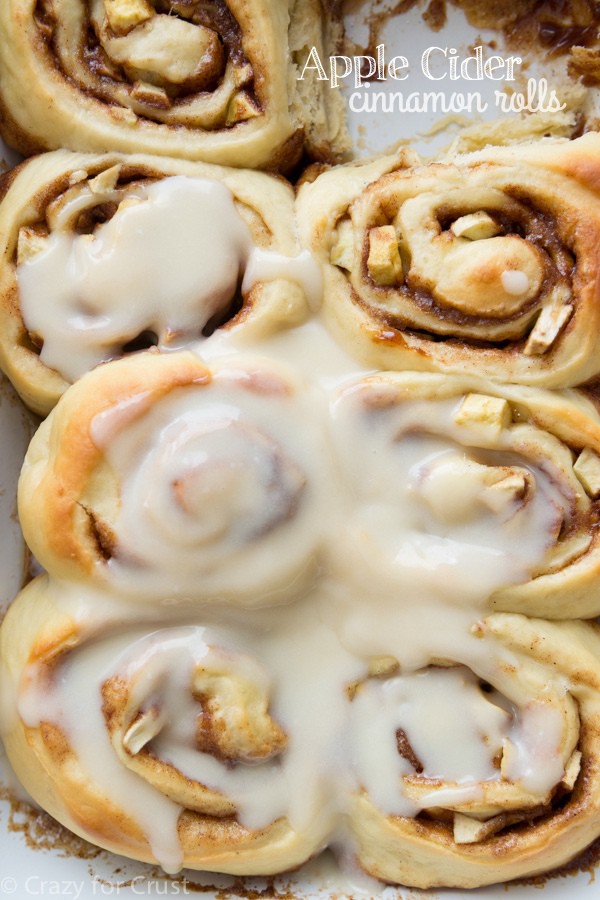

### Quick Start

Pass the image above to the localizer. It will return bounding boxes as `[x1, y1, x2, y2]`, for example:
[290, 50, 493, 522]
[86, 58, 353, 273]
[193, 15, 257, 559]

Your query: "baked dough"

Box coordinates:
[4, 577, 600, 886]
[5, 120, 600, 889]
[297, 133, 600, 388]
[0, 0, 350, 170]
[328, 370, 600, 619]
[349, 613, 600, 889]
[0, 576, 326, 875]
[0, 149, 315, 415]
[18, 350, 331, 604]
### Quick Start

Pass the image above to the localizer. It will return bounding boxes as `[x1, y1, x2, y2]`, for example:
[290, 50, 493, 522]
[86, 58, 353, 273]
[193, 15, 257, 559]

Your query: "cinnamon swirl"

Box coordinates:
[0, 150, 319, 415]
[298, 133, 600, 388]
[17, 350, 331, 604]
[329, 371, 600, 619]
[348, 613, 600, 888]
[0, 576, 329, 875]
[0, 0, 349, 170]
[3, 579, 600, 886]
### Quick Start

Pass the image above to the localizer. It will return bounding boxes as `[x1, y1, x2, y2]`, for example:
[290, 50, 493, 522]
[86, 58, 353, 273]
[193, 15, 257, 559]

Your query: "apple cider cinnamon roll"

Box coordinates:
[329, 371, 600, 618]
[347, 613, 600, 889]
[0, 0, 349, 170]
[18, 351, 330, 604]
[298, 133, 600, 388]
[0, 150, 320, 416]
[0, 576, 327, 875]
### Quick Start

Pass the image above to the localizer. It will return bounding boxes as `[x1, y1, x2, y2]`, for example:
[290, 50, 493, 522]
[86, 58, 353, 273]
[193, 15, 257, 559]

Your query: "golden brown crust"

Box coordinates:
[8, 581, 600, 885]
[18, 350, 211, 581]
[329, 370, 600, 619]
[0, 0, 349, 171]
[18, 349, 326, 605]
[0, 576, 321, 875]
[350, 614, 600, 889]
[0, 149, 308, 416]
[297, 134, 600, 389]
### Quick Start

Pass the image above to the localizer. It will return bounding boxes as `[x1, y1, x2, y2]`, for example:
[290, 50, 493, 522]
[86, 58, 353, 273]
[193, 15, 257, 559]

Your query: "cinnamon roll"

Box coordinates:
[18, 351, 331, 604]
[4, 579, 600, 886]
[0, 576, 330, 875]
[329, 371, 600, 619]
[0, 150, 320, 416]
[348, 612, 600, 888]
[0, 1, 349, 170]
[298, 133, 600, 388]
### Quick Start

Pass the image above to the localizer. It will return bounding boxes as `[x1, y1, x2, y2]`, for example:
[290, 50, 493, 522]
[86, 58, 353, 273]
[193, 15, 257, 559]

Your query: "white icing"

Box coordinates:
[328, 383, 571, 608]
[503, 700, 569, 795]
[88, 359, 333, 604]
[349, 666, 566, 817]
[15, 605, 361, 871]
[4, 303, 586, 875]
[189, 316, 373, 391]
[17, 176, 321, 382]
[81, 347, 573, 611]
[242, 247, 322, 312]
[501, 270, 530, 296]
[12, 582, 573, 873]
[17, 630, 185, 874]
